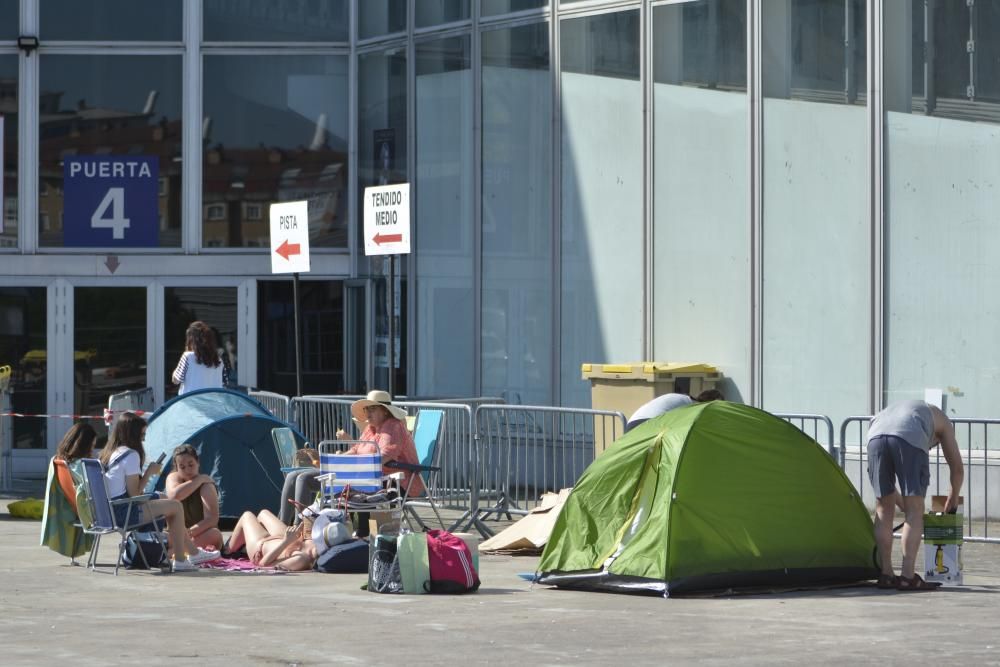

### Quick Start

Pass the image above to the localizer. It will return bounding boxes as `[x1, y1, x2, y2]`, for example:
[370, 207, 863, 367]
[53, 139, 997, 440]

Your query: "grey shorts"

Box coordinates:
[867, 434, 930, 498]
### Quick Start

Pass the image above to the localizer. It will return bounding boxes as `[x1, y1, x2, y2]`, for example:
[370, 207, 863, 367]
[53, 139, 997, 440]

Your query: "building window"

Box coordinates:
[206, 203, 225, 221]
[202, 55, 348, 249]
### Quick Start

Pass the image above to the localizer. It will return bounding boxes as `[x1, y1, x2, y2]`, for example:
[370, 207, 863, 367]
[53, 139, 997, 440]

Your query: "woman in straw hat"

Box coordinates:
[336, 390, 425, 536]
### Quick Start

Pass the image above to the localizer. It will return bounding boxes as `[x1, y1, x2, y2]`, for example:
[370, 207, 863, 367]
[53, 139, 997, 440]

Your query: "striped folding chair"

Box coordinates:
[316, 441, 404, 513]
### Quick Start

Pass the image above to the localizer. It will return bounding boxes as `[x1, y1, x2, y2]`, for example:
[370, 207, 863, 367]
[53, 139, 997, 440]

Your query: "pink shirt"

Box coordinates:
[354, 418, 425, 497]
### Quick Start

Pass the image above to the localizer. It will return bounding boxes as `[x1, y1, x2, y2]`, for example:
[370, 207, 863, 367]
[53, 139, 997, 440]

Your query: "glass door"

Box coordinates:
[344, 280, 372, 394]
[74, 286, 148, 444]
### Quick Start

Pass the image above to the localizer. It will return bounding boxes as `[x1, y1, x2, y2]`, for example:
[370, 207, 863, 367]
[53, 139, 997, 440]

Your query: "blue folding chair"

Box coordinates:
[387, 408, 446, 531]
[272, 426, 313, 474]
[78, 458, 167, 575]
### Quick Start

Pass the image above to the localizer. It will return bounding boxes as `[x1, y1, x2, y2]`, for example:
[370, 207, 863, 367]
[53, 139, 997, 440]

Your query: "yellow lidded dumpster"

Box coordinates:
[582, 362, 722, 455]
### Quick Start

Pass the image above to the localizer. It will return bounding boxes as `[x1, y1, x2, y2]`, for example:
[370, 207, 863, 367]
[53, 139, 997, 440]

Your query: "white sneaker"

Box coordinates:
[171, 558, 199, 573]
[188, 548, 221, 565]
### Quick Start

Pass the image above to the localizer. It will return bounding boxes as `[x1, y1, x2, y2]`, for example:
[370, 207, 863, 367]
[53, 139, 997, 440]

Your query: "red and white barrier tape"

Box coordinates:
[0, 408, 149, 425]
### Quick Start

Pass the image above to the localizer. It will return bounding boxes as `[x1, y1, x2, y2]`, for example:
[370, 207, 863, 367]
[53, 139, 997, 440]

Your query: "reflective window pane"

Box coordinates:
[884, 1, 1000, 417]
[482, 22, 551, 404]
[0, 0, 17, 40]
[0, 288, 47, 450]
[416, 1, 470, 28]
[482, 0, 547, 16]
[1, 55, 17, 249]
[75, 287, 146, 443]
[760, 0, 868, 425]
[164, 287, 238, 400]
[358, 49, 408, 392]
[360, 0, 407, 40]
[763, 0, 866, 105]
[203, 55, 348, 248]
[652, 1, 749, 403]
[41, 0, 182, 41]
[415, 36, 473, 397]
[39, 56, 183, 248]
[560, 11, 641, 407]
[204, 0, 349, 42]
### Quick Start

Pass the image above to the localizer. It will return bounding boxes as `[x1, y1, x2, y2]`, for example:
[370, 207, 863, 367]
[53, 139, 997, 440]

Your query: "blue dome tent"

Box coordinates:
[142, 388, 307, 519]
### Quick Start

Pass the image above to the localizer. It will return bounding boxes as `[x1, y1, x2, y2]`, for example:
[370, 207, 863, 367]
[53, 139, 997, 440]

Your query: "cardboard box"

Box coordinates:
[924, 495, 963, 586]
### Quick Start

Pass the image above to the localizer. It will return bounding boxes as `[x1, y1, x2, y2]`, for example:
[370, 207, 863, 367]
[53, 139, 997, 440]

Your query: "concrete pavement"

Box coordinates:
[3, 497, 999, 666]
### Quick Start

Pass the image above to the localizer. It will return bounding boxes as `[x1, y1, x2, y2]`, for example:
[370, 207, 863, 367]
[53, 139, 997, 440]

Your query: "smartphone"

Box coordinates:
[154, 452, 167, 466]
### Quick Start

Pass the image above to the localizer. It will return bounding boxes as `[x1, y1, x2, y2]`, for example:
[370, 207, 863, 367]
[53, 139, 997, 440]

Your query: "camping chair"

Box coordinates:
[52, 458, 85, 565]
[385, 408, 446, 531]
[316, 441, 404, 531]
[272, 426, 315, 473]
[77, 458, 168, 575]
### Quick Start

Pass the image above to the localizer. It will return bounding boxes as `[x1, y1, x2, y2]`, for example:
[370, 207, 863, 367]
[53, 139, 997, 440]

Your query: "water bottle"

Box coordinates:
[144, 452, 167, 494]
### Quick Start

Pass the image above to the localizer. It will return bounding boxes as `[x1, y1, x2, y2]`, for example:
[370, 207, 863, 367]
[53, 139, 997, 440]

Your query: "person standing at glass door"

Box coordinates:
[171, 321, 223, 395]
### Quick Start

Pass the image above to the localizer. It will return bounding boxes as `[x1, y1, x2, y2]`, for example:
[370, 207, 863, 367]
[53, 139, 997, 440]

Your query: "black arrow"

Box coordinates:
[105, 255, 120, 274]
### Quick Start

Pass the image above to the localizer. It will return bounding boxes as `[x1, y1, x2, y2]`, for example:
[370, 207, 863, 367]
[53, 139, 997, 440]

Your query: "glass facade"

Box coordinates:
[3, 0, 1000, 476]
[652, 0, 749, 404]
[1, 55, 15, 248]
[202, 55, 348, 248]
[761, 0, 868, 427]
[41, 0, 182, 41]
[560, 10, 642, 408]
[884, 1, 1000, 417]
[204, 0, 349, 42]
[481, 22, 551, 405]
[39, 55, 183, 248]
[414, 36, 474, 397]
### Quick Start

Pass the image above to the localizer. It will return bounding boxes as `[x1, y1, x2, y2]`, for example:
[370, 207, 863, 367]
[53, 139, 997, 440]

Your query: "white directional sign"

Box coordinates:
[269, 200, 311, 274]
[363, 183, 411, 256]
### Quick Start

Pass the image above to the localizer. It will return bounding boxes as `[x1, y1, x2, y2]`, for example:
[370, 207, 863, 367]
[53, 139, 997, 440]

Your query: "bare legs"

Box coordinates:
[147, 498, 200, 560]
[873, 492, 925, 579]
[227, 510, 287, 558]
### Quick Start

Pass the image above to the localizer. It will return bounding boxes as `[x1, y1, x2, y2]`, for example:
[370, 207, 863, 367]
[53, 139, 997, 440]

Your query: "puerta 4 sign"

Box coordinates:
[269, 200, 311, 274]
[363, 183, 411, 256]
[63, 156, 160, 247]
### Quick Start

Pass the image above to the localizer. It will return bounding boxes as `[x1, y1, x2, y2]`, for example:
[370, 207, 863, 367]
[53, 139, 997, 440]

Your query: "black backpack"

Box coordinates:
[123, 531, 169, 570]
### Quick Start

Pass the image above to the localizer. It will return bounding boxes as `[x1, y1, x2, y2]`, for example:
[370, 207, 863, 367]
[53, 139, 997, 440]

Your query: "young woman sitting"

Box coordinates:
[99, 412, 219, 572]
[224, 509, 318, 571]
[164, 444, 224, 552]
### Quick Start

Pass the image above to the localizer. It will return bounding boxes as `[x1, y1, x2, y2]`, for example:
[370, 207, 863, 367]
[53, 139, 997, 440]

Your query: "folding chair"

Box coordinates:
[316, 441, 404, 531]
[52, 458, 87, 565]
[386, 408, 446, 531]
[78, 458, 167, 575]
[272, 426, 313, 473]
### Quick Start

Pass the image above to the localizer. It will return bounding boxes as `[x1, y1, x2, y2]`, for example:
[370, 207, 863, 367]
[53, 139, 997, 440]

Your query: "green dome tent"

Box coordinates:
[143, 388, 307, 519]
[537, 402, 877, 595]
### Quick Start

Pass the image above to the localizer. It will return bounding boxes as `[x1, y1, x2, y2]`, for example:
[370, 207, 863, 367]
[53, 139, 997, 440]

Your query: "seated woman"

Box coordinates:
[42, 422, 100, 558]
[99, 412, 219, 572]
[336, 390, 425, 537]
[164, 444, 224, 551]
[224, 509, 318, 571]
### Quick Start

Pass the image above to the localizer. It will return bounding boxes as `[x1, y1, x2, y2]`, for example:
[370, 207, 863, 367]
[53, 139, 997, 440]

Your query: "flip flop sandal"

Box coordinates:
[876, 574, 899, 590]
[896, 574, 942, 591]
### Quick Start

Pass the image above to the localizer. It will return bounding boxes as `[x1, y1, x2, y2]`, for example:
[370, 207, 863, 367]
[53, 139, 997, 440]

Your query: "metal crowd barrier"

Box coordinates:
[107, 387, 156, 428]
[470, 404, 626, 537]
[0, 389, 11, 491]
[840, 415, 999, 543]
[291, 396, 355, 446]
[248, 389, 291, 422]
[773, 413, 837, 459]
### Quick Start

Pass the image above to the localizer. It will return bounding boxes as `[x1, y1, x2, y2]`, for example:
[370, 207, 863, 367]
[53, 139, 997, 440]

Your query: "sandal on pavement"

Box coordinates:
[876, 574, 899, 590]
[896, 574, 942, 591]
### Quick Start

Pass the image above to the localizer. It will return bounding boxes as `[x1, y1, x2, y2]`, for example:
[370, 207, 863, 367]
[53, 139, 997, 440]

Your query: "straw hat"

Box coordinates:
[351, 389, 408, 423]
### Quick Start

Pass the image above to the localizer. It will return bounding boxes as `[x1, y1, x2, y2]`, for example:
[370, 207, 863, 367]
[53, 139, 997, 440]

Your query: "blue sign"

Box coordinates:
[63, 156, 160, 247]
